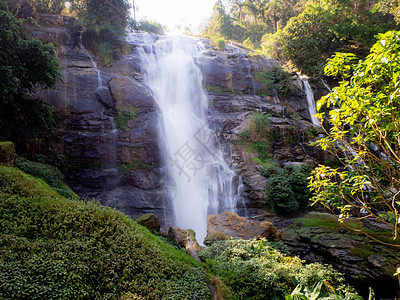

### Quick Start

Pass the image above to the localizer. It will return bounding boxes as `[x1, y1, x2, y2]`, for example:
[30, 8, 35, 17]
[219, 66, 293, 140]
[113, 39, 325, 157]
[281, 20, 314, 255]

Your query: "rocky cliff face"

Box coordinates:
[27, 16, 325, 223]
[28, 16, 166, 223]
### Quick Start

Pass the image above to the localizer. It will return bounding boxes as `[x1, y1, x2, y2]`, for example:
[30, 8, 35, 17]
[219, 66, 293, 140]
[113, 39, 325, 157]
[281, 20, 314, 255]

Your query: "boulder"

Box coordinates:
[167, 226, 189, 248]
[167, 227, 201, 262]
[0, 142, 16, 166]
[136, 213, 161, 232]
[204, 212, 282, 245]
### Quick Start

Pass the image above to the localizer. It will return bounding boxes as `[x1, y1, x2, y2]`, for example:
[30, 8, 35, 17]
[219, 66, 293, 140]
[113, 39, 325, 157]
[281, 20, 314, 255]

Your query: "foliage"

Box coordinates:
[16, 156, 64, 189]
[376, 0, 400, 23]
[266, 164, 312, 213]
[117, 107, 136, 130]
[260, 160, 280, 177]
[256, 67, 297, 97]
[199, 238, 354, 300]
[0, 3, 59, 140]
[309, 31, 400, 245]
[217, 37, 227, 49]
[133, 20, 165, 35]
[0, 141, 14, 155]
[15, 156, 76, 199]
[262, 0, 399, 76]
[0, 165, 212, 299]
[0, 95, 58, 140]
[286, 280, 367, 300]
[4, 0, 67, 14]
[0, 2, 59, 101]
[70, 0, 130, 66]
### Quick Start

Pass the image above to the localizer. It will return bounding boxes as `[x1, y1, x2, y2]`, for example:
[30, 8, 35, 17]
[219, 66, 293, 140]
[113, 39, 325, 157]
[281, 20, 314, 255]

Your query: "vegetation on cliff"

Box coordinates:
[0, 165, 211, 299]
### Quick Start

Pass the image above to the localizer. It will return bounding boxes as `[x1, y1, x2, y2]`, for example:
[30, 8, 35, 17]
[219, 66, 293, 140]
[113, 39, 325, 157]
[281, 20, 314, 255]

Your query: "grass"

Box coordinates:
[0, 165, 211, 299]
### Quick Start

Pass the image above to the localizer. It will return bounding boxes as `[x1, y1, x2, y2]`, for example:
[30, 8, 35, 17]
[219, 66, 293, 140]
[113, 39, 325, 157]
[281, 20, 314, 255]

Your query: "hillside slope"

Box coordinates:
[0, 165, 211, 299]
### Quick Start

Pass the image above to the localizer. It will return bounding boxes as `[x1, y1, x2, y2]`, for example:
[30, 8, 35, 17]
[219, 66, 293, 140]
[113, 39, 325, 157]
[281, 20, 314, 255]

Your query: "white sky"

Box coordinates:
[133, 0, 217, 33]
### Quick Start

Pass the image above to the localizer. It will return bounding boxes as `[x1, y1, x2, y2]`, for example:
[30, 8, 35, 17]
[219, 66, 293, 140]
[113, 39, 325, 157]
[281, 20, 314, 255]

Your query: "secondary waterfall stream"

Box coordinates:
[137, 34, 239, 243]
[302, 80, 320, 126]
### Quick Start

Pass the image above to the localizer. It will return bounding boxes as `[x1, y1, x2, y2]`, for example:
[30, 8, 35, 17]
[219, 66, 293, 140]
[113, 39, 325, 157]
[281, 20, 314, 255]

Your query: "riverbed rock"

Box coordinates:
[204, 212, 282, 245]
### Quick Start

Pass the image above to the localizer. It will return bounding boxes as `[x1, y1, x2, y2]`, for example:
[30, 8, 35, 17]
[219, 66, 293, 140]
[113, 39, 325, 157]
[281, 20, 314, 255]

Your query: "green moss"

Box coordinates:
[205, 84, 224, 93]
[292, 213, 400, 246]
[117, 107, 136, 130]
[0, 141, 14, 154]
[0, 165, 211, 299]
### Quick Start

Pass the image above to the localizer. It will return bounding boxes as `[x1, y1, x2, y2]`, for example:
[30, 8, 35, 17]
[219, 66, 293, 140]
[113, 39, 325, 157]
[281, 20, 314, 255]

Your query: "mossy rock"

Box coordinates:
[0, 141, 16, 166]
[136, 213, 160, 232]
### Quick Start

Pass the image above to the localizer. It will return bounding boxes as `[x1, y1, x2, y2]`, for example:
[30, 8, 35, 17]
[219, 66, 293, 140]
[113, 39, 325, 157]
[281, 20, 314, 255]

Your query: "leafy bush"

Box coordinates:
[267, 173, 299, 212]
[260, 161, 280, 177]
[199, 238, 354, 300]
[256, 68, 296, 97]
[266, 164, 312, 213]
[0, 165, 212, 299]
[286, 281, 367, 300]
[15, 156, 76, 199]
[16, 156, 64, 189]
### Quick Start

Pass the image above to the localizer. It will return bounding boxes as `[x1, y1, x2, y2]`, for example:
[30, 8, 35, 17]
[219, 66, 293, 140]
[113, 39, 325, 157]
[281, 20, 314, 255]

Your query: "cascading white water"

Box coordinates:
[302, 80, 320, 126]
[79, 33, 105, 90]
[137, 35, 239, 243]
[321, 79, 332, 93]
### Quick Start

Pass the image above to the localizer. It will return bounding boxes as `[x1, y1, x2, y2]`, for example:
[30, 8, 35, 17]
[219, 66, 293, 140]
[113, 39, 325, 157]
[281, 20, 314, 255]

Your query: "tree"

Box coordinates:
[0, 2, 60, 139]
[0, 2, 59, 103]
[71, 0, 130, 65]
[377, 0, 400, 23]
[309, 31, 400, 246]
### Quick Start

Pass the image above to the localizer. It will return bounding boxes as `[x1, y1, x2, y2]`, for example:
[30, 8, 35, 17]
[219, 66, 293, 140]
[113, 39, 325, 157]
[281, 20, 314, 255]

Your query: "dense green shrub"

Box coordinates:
[0, 165, 211, 299]
[267, 173, 299, 212]
[16, 157, 64, 189]
[287, 281, 366, 300]
[199, 238, 353, 300]
[266, 164, 312, 213]
[255, 68, 297, 97]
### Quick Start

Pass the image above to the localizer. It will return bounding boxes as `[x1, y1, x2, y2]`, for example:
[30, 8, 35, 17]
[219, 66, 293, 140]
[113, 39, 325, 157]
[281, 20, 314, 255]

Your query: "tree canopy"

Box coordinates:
[0, 2, 59, 103]
[0, 2, 60, 140]
[309, 31, 400, 246]
[203, 0, 400, 76]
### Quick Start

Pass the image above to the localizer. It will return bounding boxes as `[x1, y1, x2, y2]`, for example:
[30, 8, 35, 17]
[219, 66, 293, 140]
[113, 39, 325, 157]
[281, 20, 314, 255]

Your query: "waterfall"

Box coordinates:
[321, 79, 332, 93]
[241, 52, 256, 95]
[302, 80, 320, 126]
[79, 33, 105, 90]
[137, 35, 239, 243]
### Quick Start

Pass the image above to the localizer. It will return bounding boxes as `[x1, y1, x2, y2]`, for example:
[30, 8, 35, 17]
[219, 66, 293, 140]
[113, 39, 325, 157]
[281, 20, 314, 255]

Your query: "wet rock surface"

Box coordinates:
[282, 213, 400, 299]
